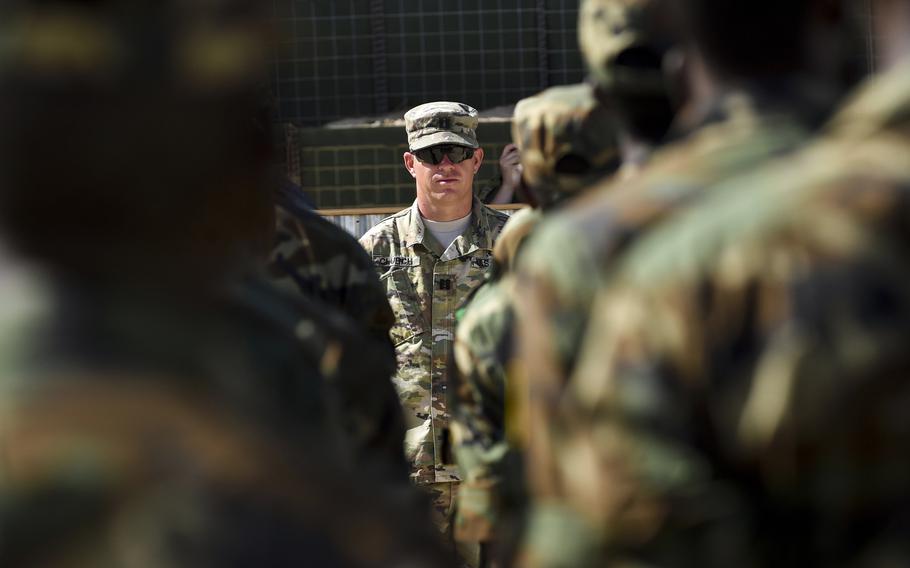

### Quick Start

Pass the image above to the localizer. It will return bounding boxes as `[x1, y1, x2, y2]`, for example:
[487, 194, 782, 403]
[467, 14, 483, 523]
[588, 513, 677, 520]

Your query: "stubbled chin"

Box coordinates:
[431, 184, 467, 196]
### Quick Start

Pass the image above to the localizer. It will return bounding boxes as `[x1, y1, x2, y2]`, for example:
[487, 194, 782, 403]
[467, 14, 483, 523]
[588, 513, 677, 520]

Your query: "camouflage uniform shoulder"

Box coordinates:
[493, 206, 543, 273]
[457, 276, 515, 349]
[270, 187, 396, 343]
[518, 87, 819, 286]
[516, 193, 606, 301]
[475, 199, 511, 235]
[358, 204, 416, 251]
[273, 196, 375, 272]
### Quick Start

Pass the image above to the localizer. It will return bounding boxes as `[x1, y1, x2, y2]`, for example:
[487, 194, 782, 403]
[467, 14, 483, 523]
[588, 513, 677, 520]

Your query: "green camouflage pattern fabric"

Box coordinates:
[359, 198, 508, 491]
[405, 101, 480, 151]
[266, 185, 407, 479]
[269, 184, 396, 346]
[451, 207, 542, 545]
[577, 0, 667, 94]
[536, 61, 910, 567]
[515, 87, 824, 412]
[513, 86, 831, 560]
[512, 84, 619, 207]
[0, 258, 452, 568]
[453, 83, 619, 552]
[255, 269, 409, 481]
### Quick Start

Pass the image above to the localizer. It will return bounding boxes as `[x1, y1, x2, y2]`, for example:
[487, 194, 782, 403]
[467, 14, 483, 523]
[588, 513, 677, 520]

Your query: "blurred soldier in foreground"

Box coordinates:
[514, 0, 853, 565]
[559, 0, 910, 564]
[269, 181, 396, 346]
[451, 83, 618, 567]
[0, 0, 449, 565]
[268, 180, 408, 481]
[360, 102, 509, 563]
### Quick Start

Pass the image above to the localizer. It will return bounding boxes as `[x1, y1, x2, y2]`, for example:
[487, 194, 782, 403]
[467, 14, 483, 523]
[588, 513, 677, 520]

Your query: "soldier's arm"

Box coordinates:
[451, 284, 514, 545]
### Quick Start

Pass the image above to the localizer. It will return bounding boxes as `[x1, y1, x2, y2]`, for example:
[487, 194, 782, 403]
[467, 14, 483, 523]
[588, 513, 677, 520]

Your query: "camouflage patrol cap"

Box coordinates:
[405, 101, 479, 151]
[578, 0, 668, 95]
[512, 83, 618, 206]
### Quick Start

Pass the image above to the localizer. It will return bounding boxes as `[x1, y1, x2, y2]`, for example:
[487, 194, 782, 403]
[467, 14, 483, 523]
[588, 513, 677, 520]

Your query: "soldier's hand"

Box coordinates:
[491, 144, 523, 204]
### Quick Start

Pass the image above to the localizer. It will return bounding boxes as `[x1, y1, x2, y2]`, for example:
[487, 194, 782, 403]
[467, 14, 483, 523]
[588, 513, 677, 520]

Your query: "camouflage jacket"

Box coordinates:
[360, 198, 509, 485]
[512, 87, 828, 505]
[0, 261, 452, 568]
[451, 207, 541, 544]
[534, 62, 910, 567]
[268, 183, 396, 346]
[266, 185, 408, 481]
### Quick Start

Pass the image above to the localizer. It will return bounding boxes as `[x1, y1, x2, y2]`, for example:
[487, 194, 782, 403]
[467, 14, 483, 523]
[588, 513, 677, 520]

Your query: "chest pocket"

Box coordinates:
[381, 267, 428, 346]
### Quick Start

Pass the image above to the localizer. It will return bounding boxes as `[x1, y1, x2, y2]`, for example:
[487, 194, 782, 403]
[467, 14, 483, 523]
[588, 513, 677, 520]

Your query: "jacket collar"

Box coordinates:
[402, 197, 497, 260]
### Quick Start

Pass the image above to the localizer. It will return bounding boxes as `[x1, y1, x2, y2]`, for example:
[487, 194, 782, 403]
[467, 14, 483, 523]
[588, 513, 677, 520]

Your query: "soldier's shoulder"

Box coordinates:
[359, 206, 412, 247]
[478, 202, 511, 228]
[275, 203, 375, 268]
[613, 137, 879, 292]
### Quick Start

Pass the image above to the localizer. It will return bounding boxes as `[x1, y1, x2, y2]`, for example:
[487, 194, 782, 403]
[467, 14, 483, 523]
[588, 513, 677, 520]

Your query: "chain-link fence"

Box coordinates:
[276, 0, 880, 209]
[271, 0, 585, 126]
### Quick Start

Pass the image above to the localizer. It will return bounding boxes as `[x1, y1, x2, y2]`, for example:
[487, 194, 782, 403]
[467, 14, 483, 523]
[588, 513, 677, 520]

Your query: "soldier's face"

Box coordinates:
[404, 145, 484, 211]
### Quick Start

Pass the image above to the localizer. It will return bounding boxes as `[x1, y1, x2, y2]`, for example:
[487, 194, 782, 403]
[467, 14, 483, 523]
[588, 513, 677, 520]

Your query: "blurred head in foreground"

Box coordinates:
[511, 83, 619, 211]
[0, 0, 276, 285]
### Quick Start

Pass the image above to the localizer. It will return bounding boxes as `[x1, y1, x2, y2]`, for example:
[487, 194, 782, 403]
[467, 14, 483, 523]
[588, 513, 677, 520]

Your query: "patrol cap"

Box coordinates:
[511, 83, 619, 206]
[578, 0, 669, 96]
[405, 101, 479, 151]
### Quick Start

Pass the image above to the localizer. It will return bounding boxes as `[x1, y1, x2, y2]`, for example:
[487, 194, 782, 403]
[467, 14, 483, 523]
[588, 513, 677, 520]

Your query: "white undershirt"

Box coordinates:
[423, 213, 472, 251]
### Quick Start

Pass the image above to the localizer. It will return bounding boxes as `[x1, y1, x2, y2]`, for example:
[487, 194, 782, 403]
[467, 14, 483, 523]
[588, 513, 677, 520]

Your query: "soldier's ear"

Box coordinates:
[472, 147, 484, 173]
[403, 152, 418, 178]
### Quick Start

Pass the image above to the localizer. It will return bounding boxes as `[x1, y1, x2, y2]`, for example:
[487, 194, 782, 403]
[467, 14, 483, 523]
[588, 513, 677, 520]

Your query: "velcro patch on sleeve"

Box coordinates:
[470, 257, 492, 270]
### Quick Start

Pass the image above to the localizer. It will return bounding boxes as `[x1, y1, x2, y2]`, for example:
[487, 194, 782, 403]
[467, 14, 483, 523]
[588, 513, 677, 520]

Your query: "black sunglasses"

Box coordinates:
[413, 145, 475, 165]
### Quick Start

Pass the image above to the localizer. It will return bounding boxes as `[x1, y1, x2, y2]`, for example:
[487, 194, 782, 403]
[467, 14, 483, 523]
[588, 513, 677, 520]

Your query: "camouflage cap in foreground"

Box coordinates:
[578, 0, 668, 95]
[405, 101, 479, 151]
[512, 84, 618, 205]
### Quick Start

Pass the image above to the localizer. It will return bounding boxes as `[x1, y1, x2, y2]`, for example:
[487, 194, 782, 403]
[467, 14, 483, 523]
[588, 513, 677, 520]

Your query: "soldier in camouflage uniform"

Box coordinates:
[513, 0, 853, 565]
[450, 83, 618, 567]
[359, 102, 509, 559]
[0, 0, 450, 565]
[548, 1, 910, 564]
[268, 181, 408, 481]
